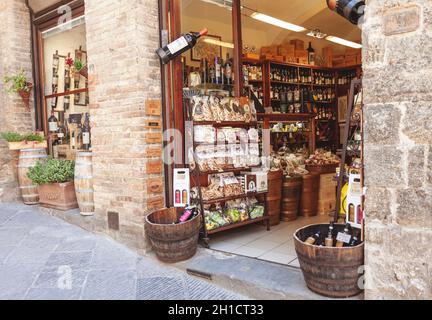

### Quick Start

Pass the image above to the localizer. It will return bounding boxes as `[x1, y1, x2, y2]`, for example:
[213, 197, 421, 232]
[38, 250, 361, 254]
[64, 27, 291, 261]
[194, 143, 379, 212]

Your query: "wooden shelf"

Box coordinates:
[44, 88, 88, 99]
[258, 113, 315, 122]
[207, 215, 270, 235]
[202, 191, 268, 205]
[197, 165, 261, 176]
[193, 121, 258, 127]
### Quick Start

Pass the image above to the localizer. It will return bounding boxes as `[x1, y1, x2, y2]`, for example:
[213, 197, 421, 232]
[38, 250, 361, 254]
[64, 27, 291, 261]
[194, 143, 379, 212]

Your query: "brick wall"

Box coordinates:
[363, 0, 432, 299]
[0, 0, 34, 202]
[85, 0, 165, 253]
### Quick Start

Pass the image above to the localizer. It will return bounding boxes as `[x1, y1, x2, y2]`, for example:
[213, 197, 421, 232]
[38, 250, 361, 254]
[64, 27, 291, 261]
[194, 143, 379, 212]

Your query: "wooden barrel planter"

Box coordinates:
[281, 175, 303, 222]
[294, 224, 364, 298]
[74, 152, 95, 216]
[300, 173, 320, 217]
[18, 148, 48, 205]
[266, 170, 283, 226]
[145, 208, 202, 263]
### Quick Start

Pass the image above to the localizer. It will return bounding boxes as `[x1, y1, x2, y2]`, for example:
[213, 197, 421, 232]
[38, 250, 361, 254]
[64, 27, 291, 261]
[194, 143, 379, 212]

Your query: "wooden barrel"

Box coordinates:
[294, 224, 364, 298]
[145, 208, 202, 263]
[266, 170, 283, 226]
[74, 152, 95, 216]
[281, 176, 303, 222]
[18, 148, 47, 205]
[300, 173, 320, 217]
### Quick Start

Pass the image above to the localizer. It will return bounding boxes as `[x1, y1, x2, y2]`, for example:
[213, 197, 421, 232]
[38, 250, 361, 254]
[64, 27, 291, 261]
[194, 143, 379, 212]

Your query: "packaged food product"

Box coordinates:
[209, 96, 224, 122]
[192, 96, 213, 121]
[249, 205, 265, 219]
[194, 125, 215, 143]
[248, 128, 259, 142]
[221, 173, 244, 197]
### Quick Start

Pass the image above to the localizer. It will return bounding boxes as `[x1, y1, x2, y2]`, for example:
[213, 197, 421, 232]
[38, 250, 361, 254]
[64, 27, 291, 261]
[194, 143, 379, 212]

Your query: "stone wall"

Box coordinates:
[0, 0, 34, 202]
[362, 0, 432, 299]
[85, 0, 165, 253]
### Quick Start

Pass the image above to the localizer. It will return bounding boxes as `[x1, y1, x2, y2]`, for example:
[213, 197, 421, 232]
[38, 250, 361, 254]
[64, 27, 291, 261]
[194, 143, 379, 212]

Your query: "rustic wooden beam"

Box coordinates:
[232, 0, 243, 97]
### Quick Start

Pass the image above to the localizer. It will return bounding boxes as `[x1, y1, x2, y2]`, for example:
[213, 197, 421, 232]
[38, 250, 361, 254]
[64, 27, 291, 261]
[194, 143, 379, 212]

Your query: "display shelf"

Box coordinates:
[207, 215, 270, 235]
[193, 121, 258, 127]
[257, 113, 315, 122]
[197, 165, 262, 175]
[201, 191, 268, 205]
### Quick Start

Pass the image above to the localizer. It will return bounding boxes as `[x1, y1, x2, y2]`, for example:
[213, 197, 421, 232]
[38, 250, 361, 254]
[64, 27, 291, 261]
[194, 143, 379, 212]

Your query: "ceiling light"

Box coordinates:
[307, 29, 328, 39]
[203, 38, 234, 49]
[250, 12, 306, 33]
[325, 36, 362, 48]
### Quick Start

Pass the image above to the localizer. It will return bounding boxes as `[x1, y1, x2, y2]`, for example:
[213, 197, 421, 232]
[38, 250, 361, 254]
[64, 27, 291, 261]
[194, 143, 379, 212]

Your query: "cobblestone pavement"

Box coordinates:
[0, 203, 246, 300]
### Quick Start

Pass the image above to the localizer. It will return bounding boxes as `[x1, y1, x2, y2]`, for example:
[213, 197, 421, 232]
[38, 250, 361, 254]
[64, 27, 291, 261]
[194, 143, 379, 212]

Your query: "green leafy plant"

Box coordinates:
[3, 69, 31, 93]
[74, 59, 83, 71]
[0, 132, 45, 143]
[27, 158, 75, 186]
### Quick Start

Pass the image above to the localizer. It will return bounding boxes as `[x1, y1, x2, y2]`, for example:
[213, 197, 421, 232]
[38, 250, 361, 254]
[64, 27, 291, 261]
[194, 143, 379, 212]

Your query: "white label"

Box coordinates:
[53, 145, 59, 159]
[49, 122, 58, 132]
[58, 133, 64, 138]
[167, 36, 188, 55]
[336, 232, 352, 244]
[83, 132, 90, 145]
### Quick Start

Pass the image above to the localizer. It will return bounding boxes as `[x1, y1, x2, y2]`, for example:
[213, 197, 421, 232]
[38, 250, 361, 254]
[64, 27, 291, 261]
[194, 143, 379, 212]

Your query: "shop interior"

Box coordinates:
[179, 0, 363, 267]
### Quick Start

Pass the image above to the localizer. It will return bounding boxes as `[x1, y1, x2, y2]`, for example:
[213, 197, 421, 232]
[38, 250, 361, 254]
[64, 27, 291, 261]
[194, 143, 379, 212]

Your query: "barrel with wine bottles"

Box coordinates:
[294, 223, 364, 298]
[145, 207, 202, 263]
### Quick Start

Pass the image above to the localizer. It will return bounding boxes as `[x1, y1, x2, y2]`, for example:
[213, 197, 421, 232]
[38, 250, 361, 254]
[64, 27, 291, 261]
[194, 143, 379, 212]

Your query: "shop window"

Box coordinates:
[41, 15, 90, 158]
[180, 0, 234, 95]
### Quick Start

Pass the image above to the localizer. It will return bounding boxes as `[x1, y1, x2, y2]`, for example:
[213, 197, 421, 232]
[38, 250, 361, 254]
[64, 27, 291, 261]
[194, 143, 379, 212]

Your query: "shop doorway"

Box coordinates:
[161, 0, 363, 267]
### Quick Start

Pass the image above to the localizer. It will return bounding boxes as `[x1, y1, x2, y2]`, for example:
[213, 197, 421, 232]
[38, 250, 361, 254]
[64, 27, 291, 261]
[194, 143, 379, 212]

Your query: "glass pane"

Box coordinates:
[42, 17, 90, 157]
[180, 0, 234, 96]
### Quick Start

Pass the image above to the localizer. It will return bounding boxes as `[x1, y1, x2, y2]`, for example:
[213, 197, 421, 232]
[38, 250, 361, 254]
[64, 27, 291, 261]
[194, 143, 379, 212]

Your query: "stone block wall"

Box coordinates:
[85, 0, 165, 253]
[362, 0, 432, 299]
[0, 0, 34, 202]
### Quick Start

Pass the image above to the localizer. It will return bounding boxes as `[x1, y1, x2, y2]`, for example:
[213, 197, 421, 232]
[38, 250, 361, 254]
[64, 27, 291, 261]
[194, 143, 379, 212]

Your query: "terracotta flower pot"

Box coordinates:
[18, 82, 33, 110]
[38, 181, 78, 211]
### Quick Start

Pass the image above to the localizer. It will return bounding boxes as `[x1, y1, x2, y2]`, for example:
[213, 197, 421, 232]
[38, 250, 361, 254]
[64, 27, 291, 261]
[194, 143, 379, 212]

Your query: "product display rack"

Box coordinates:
[184, 98, 270, 248]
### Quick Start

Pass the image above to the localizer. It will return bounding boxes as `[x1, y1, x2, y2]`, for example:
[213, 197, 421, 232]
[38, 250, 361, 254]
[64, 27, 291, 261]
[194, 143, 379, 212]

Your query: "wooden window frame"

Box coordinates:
[28, 0, 86, 135]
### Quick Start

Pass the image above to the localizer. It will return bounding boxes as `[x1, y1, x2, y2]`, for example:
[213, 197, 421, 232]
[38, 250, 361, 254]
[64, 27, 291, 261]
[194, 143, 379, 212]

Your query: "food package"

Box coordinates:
[194, 125, 215, 143]
[248, 128, 259, 142]
[191, 96, 213, 121]
[249, 205, 265, 219]
[196, 145, 218, 172]
[305, 148, 340, 165]
[209, 96, 224, 122]
[221, 173, 244, 197]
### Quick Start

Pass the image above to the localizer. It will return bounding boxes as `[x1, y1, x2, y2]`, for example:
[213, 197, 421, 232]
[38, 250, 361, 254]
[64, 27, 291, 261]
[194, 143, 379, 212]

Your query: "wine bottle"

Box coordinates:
[52, 137, 59, 159]
[156, 28, 208, 64]
[48, 111, 58, 133]
[82, 113, 91, 151]
[225, 53, 232, 85]
[325, 222, 335, 247]
[336, 223, 352, 248]
[214, 56, 222, 84]
[305, 231, 321, 245]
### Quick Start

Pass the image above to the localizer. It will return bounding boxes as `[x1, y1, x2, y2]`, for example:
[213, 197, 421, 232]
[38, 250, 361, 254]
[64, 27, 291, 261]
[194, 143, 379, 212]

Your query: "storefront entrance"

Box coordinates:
[161, 0, 363, 266]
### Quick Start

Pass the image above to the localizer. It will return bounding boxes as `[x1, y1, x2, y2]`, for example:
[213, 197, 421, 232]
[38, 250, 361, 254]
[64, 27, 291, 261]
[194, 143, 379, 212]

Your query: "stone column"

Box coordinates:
[85, 0, 165, 253]
[0, 0, 34, 202]
[362, 0, 432, 299]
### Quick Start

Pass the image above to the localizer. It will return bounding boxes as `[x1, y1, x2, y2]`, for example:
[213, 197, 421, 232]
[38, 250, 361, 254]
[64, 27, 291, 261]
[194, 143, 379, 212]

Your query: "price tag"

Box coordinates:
[336, 232, 352, 244]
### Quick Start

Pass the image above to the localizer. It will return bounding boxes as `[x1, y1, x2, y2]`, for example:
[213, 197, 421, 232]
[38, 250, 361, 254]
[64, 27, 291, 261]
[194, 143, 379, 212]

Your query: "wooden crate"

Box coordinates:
[318, 173, 337, 215]
[290, 39, 305, 50]
[345, 55, 358, 66]
[243, 53, 260, 60]
[322, 47, 333, 67]
[278, 44, 295, 57]
[7, 141, 47, 151]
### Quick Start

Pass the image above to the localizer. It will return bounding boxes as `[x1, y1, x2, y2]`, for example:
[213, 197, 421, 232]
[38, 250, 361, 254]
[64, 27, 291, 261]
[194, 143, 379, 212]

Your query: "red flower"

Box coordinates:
[66, 58, 74, 67]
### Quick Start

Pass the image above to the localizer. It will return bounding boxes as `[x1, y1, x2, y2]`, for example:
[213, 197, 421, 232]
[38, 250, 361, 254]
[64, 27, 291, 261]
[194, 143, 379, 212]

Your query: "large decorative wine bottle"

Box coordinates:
[156, 28, 208, 64]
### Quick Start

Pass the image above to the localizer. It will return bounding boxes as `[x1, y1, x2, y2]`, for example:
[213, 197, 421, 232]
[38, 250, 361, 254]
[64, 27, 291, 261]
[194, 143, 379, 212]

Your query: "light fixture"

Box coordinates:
[250, 12, 306, 33]
[203, 38, 234, 49]
[307, 29, 328, 39]
[325, 35, 362, 48]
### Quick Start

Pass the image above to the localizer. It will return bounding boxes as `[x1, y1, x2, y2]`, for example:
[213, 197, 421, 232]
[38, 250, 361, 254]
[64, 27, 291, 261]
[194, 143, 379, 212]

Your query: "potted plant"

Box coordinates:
[74, 59, 88, 79]
[0, 132, 47, 150]
[27, 158, 78, 211]
[4, 69, 33, 110]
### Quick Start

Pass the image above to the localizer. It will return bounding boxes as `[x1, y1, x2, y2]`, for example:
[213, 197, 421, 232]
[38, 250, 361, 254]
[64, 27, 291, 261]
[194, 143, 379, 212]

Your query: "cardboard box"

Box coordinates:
[345, 54, 358, 66]
[243, 53, 260, 61]
[333, 54, 346, 68]
[238, 173, 257, 193]
[295, 50, 309, 64]
[252, 171, 268, 192]
[173, 169, 190, 208]
[278, 44, 295, 57]
[261, 46, 278, 56]
[322, 47, 333, 67]
[290, 39, 305, 50]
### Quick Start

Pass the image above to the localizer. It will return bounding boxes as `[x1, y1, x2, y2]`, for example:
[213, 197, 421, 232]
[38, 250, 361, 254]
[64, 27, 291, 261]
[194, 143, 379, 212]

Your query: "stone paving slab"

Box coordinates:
[0, 203, 246, 300]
